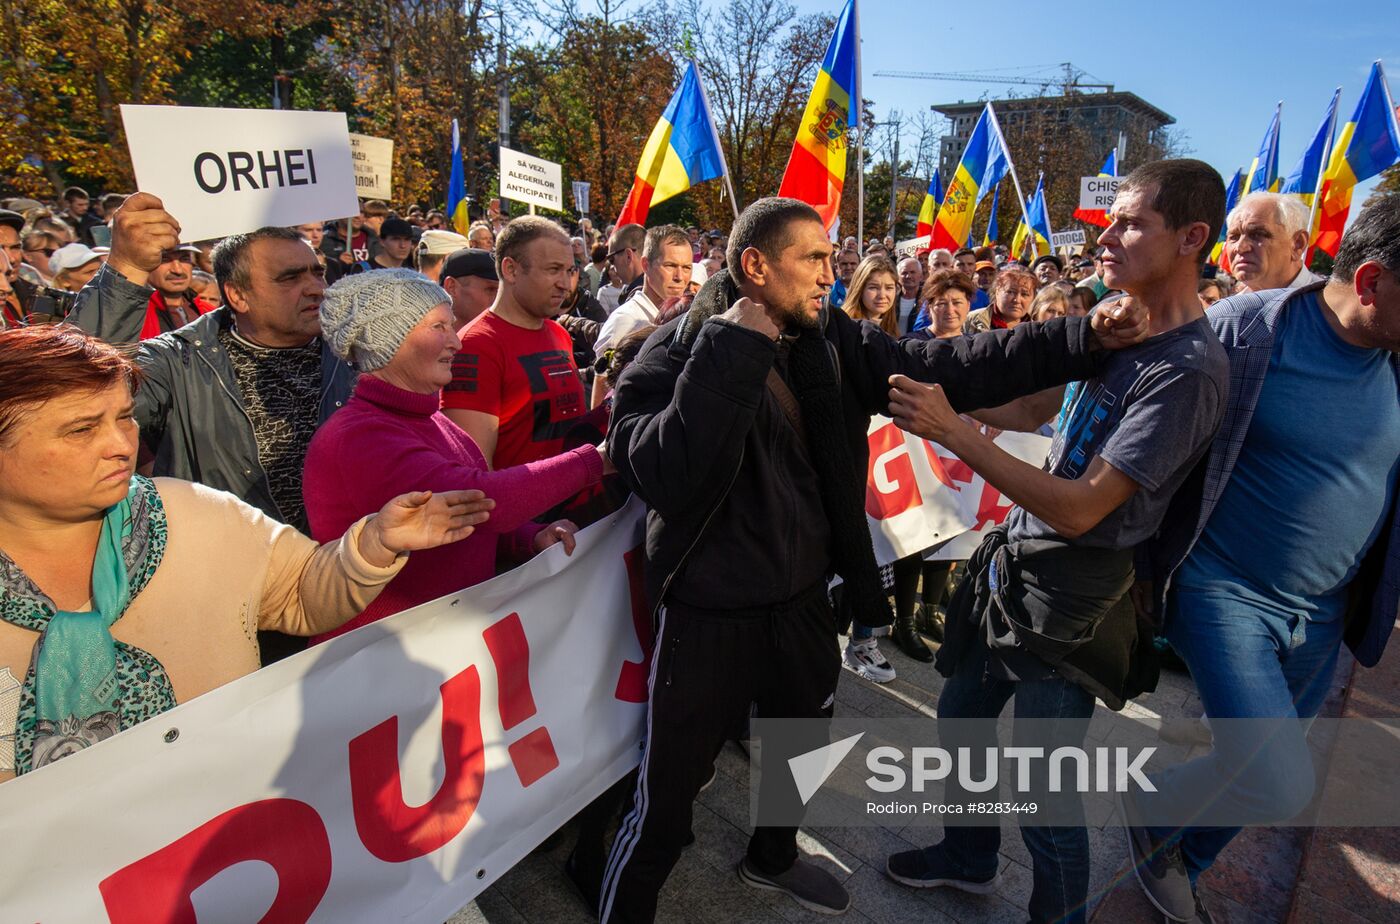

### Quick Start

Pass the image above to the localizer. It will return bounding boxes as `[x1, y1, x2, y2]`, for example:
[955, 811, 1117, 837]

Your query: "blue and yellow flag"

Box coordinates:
[1281, 89, 1341, 206]
[931, 103, 1011, 250]
[1211, 167, 1244, 268]
[915, 169, 942, 239]
[447, 119, 468, 235]
[1242, 103, 1283, 196]
[1011, 174, 1052, 259]
[778, 0, 859, 230]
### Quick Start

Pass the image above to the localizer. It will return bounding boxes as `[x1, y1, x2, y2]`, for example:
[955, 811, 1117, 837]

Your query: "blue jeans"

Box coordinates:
[928, 641, 1096, 924]
[1141, 587, 1343, 884]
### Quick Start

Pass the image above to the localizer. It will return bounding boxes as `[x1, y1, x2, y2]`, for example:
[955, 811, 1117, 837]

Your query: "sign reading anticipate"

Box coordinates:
[499, 146, 563, 211]
[120, 105, 359, 242]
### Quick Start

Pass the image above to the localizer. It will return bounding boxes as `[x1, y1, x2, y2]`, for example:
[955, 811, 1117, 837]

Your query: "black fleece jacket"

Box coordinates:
[608, 270, 1107, 614]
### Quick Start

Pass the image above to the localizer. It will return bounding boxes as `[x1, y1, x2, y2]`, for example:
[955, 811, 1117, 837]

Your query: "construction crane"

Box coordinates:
[873, 62, 1114, 95]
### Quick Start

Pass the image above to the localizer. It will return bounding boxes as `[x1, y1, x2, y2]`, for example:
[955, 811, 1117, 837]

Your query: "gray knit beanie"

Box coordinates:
[319, 268, 450, 371]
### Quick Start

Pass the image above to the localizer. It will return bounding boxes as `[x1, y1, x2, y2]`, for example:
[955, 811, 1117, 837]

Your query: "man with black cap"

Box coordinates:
[1032, 253, 1065, 285]
[364, 217, 415, 271]
[439, 248, 499, 329]
[0, 209, 37, 317]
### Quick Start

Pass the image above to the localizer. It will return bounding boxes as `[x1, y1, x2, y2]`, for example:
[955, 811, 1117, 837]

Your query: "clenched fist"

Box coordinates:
[106, 193, 182, 287]
[718, 296, 780, 341]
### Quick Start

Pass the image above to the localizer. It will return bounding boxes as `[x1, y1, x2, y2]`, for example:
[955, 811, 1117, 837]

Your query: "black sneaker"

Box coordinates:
[885, 844, 1000, 894]
[1117, 788, 1195, 922]
[738, 856, 850, 915]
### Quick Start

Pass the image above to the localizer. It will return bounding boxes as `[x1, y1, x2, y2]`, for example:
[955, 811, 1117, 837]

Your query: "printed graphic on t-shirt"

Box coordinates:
[521, 350, 585, 442]
[1048, 381, 1120, 479]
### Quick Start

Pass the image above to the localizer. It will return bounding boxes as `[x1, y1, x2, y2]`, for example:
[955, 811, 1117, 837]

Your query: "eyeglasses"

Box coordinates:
[606, 246, 633, 263]
[26, 247, 56, 257]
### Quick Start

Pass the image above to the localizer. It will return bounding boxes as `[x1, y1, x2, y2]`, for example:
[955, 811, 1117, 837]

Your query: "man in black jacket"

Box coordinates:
[597, 197, 1148, 922]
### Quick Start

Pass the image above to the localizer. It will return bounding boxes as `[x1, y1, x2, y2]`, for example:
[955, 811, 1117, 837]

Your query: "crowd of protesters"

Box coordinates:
[0, 164, 1395, 924]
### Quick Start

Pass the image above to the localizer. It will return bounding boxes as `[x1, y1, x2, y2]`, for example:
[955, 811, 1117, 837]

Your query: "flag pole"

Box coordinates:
[853, 0, 864, 249]
[1305, 88, 1342, 256]
[988, 103, 1033, 248]
[693, 59, 741, 221]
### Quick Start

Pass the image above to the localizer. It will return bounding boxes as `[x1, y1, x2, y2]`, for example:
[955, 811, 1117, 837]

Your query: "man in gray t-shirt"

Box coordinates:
[882, 159, 1230, 924]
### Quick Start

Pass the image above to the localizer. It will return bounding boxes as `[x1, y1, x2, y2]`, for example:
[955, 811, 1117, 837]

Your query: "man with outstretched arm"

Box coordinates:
[598, 196, 1149, 922]
[883, 159, 1231, 924]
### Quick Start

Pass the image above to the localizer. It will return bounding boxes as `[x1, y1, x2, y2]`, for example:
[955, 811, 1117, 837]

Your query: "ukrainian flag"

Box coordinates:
[915, 168, 943, 239]
[1314, 61, 1400, 256]
[447, 119, 469, 235]
[616, 61, 727, 227]
[778, 0, 859, 230]
[1072, 148, 1117, 228]
[982, 181, 999, 247]
[931, 103, 1011, 251]
[1281, 88, 1340, 207]
[1011, 174, 1052, 259]
[1242, 103, 1283, 196]
[1212, 168, 1244, 269]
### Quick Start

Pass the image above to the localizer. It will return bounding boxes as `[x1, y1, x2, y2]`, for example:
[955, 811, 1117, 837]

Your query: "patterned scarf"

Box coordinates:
[0, 475, 172, 774]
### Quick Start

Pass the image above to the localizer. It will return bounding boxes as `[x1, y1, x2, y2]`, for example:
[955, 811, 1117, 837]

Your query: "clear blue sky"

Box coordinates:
[791, 0, 1399, 207]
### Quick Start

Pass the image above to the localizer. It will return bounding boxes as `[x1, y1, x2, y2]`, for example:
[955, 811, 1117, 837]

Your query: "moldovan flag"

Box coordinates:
[615, 61, 727, 227]
[1213, 168, 1244, 270]
[778, 0, 859, 230]
[982, 181, 1000, 247]
[1242, 102, 1283, 196]
[931, 104, 1011, 251]
[1314, 61, 1400, 256]
[915, 169, 943, 238]
[1072, 148, 1117, 228]
[1011, 174, 1052, 259]
[1281, 88, 1341, 206]
[448, 119, 469, 235]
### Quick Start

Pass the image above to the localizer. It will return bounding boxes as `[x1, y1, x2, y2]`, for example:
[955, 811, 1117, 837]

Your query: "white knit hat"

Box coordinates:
[319, 269, 449, 372]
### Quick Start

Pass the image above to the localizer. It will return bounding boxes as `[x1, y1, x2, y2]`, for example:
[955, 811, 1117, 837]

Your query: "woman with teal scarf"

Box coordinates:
[0, 325, 496, 779]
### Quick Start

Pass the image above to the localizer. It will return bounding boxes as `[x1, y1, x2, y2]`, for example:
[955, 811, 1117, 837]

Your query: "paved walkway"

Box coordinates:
[450, 620, 1397, 924]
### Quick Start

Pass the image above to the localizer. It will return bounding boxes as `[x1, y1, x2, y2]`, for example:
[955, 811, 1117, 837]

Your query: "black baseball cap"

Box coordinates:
[440, 248, 498, 281]
[0, 209, 23, 233]
[1031, 254, 1065, 272]
[379, 217, 415, 240]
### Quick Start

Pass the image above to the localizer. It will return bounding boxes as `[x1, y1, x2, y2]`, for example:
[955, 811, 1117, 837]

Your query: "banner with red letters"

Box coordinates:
[864, 416, 1053, 564]
[0, 501, 651, 924]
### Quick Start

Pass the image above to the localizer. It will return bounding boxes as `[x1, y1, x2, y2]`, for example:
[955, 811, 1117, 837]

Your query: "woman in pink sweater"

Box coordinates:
[304, 269, 609, 642]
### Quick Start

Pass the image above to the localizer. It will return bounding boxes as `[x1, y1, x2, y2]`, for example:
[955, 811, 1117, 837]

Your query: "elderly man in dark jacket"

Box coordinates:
[596, 197, 1149, 923]
[66, 193, 355, 661]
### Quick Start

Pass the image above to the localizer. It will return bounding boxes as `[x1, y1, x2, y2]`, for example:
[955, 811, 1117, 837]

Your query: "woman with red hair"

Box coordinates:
[0, 325, 492, 781]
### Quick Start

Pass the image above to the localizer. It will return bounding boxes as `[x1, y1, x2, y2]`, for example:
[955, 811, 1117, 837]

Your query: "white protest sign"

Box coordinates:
[1079, 175, 1121, 211]
[895, 234, 931, 257]
[1052, 229, 1087, 249]
[864, 415, 1052, 564]
[499, 146, 563, 211]
[0, 501, 649, 923]
[120, 105, 358, 242]
[349, 132, 395, 200]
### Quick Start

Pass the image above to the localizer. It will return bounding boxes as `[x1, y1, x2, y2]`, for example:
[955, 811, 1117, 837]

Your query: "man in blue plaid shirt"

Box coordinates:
[1123, 197, 1400, 923]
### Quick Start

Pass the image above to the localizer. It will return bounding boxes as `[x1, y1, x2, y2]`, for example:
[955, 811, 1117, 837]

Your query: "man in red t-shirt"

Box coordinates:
[443, 217, 587, 469]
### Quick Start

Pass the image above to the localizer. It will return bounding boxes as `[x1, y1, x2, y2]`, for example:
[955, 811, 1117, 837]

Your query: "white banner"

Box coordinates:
[1079, 175, 1121, 212]
[1051, 229, 1087, 250]
[0, 501, 650, 923]
[864, 416, 1053, 564]
[499, 146, 563, 211]
[349, 133, 395, 200]
[120, 105, 358, 242]
[895, 234, 931, 257]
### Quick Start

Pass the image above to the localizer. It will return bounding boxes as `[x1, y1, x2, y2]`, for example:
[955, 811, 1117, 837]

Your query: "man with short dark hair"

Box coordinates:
[598, 196, 1150, 923]
[0, 209, 35, 315]
[67, 194, 354, 662]
[367, 217, 414, 270]
[590, 224, 693, 406]
[1121, 195, 1400, 924]
[830, 247, 860, 310]
[883, 158, 1231, 924]
[442, 216, 587, 470]
[609, 223, 647, 303]
[143, 243, 214, 337]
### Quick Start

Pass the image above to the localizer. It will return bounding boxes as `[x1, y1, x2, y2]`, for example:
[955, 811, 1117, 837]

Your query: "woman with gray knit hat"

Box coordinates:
[302, 269, 610, 641]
